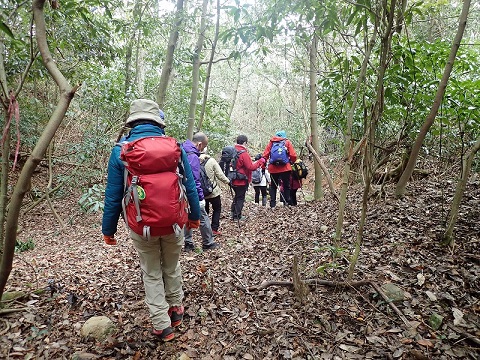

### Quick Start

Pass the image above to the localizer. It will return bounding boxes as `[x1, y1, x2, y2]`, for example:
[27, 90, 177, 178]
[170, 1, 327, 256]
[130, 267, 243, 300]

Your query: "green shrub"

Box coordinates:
[78, 184, 105, 213]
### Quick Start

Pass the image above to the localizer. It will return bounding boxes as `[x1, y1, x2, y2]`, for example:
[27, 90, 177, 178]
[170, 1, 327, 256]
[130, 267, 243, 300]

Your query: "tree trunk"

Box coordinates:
[365, 0, 396, 186]
[348, 166, 371, 281]
[124, 41, 133, 96]
[156, 0, 185, 109]
[124, 0, 143, 97]
[0, 0, 78, 299]
[186, 0, 208, 140]
[309, 28, 323, 200]
[197, 0, 220, 131]
[0, 11, 36, 251]
[306, 141, 339, 202]
[0, 40, 10, 250]
[395, 0, 408, 34]
[334, 27, 377, 245]
[135, 34, 145, 97]
[349, 0, 396, 280]
[442, 137, 480, 247]
[0, 121, 9, 251]
[395, 0, 471, 197]
[227, 62, 241, 121]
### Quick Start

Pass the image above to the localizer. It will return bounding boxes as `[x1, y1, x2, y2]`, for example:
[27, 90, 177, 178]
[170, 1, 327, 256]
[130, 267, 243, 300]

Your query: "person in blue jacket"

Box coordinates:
[102, 99, 200, 342]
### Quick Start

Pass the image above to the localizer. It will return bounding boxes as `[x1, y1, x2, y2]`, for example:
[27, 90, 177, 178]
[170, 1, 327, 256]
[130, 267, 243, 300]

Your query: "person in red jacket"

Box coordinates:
[231, 135, 265, 220]
[262, 130, 297, 207]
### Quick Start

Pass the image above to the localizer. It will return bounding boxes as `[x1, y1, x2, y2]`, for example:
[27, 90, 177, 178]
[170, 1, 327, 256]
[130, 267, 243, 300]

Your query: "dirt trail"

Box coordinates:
[1, 174, 479, 359]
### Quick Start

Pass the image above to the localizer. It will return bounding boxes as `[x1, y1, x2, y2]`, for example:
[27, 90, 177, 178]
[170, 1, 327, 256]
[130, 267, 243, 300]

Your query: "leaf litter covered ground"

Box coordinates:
[1, 167, 479, 359]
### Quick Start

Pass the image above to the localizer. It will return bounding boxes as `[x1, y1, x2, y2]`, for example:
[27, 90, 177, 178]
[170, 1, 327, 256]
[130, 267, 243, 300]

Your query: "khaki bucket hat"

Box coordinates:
[126, 99, 166, 127]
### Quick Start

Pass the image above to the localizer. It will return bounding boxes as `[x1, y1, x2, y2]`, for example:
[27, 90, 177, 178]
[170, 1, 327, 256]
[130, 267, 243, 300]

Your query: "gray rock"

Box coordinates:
[80, 316, 116, 341]
[381, 283, 406, 302]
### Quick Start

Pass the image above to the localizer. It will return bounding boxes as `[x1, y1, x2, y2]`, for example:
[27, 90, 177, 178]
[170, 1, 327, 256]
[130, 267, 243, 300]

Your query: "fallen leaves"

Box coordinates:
[1, 170, 479, 358]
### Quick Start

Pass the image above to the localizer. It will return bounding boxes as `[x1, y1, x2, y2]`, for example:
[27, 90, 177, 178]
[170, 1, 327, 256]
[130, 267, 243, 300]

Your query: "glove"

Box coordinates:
[103, 234, 117, 245]
[186, 219, 200, 229]
[199, 199, 206, 208]
[258, 157, 266, 165]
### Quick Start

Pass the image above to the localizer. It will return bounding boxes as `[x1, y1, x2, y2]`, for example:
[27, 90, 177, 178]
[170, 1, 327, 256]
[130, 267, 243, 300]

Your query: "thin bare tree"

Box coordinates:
[442, 136, 480, 247]
[0, 0, 79, 298]
[309, 26, 323, 200]
[186, 0, 208, 140]
[395, 0, 472, 196]
[156, 0, 185, 109]
[197, 0, 220, 131]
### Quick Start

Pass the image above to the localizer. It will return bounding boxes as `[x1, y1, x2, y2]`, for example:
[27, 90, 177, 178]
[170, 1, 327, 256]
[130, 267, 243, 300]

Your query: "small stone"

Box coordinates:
[80, 316, 116, 341]
[380, 283, 406, 302]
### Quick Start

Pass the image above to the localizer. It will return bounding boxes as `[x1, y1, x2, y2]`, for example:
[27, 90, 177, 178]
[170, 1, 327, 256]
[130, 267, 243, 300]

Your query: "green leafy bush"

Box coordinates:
[78, 184, 105, 213]
[15, 239, 35, 253]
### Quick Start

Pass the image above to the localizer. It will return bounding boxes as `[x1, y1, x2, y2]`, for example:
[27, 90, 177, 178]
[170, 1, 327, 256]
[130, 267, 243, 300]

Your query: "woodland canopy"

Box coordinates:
[0, 0, 479, 358]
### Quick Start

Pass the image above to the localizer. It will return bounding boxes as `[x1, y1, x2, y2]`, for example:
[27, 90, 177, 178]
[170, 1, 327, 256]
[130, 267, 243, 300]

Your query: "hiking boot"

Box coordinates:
[232, 216, 247, 221]
[202, 242, 220, 251]
[212, 230, 222, 236]
[168, 306, 184, 327]
[152, 326, 174, 341]
[184, 243, 195, 252]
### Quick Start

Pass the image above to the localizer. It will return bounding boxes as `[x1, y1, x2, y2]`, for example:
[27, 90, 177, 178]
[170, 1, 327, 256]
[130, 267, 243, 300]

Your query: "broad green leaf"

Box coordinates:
[0, 21, 14, 39]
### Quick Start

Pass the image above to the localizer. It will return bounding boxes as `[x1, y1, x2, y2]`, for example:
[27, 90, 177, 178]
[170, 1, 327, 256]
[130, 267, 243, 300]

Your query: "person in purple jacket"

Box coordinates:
[181, 132, 219, 251]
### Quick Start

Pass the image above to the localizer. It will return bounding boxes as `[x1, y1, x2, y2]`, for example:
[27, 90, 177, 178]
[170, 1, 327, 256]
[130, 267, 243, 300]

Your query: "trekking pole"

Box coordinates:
[270, 176, 289, 206]
[299, 186, 307, 205]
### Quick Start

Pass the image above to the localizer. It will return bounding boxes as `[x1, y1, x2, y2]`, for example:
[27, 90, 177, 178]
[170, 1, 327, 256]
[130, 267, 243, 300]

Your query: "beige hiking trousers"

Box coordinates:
[130, 231, 184, 330]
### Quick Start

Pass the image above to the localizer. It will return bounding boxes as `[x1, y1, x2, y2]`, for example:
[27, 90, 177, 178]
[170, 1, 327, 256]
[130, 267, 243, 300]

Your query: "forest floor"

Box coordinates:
[0, 162, 479, 360]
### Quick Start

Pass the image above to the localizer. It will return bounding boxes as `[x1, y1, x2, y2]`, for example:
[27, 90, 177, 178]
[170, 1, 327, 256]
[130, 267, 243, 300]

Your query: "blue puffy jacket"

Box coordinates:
[102, 124, 200, 236]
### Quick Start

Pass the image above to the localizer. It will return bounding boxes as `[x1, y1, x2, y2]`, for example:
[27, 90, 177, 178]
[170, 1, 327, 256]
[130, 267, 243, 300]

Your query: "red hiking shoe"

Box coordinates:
[152, 326, 174, 341]
[168, 306, 184, 327]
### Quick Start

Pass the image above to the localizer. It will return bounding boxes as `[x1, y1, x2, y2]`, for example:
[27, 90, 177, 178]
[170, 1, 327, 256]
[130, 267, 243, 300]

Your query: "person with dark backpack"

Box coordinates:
[200, 151, 230, 235]
[102, 99, 200, 342]
[262, 130, 297, 207]
[252, 153, 270, 206]
[230, 135, 265, 220]
[218, 145, 245, 180]
[182, 132, 219, 251]
[198, 157, 216, 198]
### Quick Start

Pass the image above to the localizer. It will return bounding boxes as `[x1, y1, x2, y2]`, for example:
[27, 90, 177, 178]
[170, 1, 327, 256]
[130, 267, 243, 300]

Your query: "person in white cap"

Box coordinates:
[102, 99, 200, 341]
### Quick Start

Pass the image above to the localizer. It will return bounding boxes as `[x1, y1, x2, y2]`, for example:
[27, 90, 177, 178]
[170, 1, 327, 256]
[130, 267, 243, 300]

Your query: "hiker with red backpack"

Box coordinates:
[102, 99, 200, 342]
[199, 150, 230, 235]
[262, 130, 297, 207]
[182, 132, 220, 251]
[230, 135, 265, 220]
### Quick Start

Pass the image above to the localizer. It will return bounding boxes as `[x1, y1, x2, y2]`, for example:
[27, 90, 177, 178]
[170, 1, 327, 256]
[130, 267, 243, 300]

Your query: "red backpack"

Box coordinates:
[120, 136, 188, 237]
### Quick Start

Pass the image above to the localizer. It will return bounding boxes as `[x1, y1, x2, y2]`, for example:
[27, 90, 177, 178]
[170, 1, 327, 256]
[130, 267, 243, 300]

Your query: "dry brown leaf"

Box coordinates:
[417, 339, 434, 348]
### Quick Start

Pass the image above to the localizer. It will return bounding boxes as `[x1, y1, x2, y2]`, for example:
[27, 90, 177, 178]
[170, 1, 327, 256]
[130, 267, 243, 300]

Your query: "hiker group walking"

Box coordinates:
[101, 99, 308, 342]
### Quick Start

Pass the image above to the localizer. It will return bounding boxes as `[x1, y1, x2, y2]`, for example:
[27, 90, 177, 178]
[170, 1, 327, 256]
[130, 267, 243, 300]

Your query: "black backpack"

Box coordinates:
[219, 146, 247, 181]
[291, 159, 308, 180]
[251, 167, 263, 184]
[199, 158, 216, 197]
